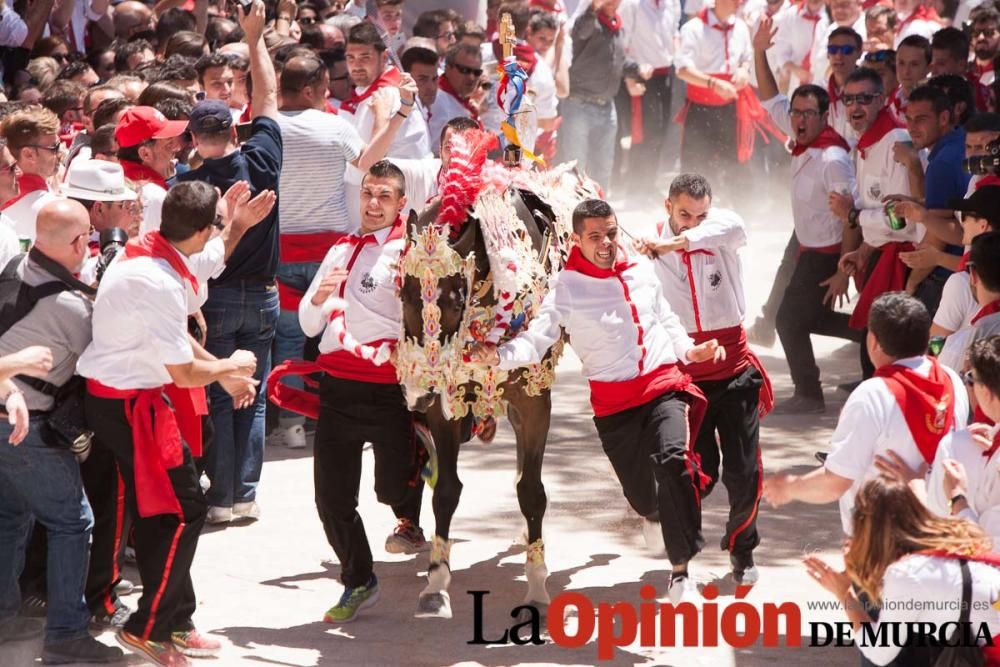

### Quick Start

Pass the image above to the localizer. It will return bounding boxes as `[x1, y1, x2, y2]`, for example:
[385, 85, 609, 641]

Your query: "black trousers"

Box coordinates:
[84, 393, 207, 642]
[692, 367, 763, 563]
[776, 250, 865, 399]
[913, 272, 947, 320]
[759, 233, 799, 329]
[313, 375, 424, 588]
[616, 72, 674, 192]
[80, 437, 133, 616]
[681, 102, 749, 198]
[593, 391, 704, 566]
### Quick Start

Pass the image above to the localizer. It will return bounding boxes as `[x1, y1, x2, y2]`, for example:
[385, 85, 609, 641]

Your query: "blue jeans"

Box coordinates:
[274, 261, 321, 424]
[0, 417, 93, 641]
[202, 283, 280, 508]
[556, 96, 618, 193]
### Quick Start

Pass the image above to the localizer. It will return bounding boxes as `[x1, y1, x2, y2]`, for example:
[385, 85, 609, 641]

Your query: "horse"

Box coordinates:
[395, 148, 596, 619]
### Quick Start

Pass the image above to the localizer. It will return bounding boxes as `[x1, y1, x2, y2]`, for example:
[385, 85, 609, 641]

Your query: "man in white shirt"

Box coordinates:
[470, 198, 723, 603]
[619, 0, 681, 201]
[0, 107, 62, 242]
[639, 175, 771, 586]
[806, 0, 866, 88]
[274, 162, 427, 623]
[769, 0, 828, 93]
[79, 181, 257, 664]
[755, 18, 864, 414]
[829, 67, 918, 379]
[428, 43, 483, 155]
[893, 0, 941, 48]
[763, 292, 968, 535]
[888, 34, 931, 122]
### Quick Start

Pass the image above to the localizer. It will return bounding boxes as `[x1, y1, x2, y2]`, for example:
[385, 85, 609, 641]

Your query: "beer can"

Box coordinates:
[885, 202, 907, 231]
[928, 336, 946, 357]
[18, 237, 30, 253]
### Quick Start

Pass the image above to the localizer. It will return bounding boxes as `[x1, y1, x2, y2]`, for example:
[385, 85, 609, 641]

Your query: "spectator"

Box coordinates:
[865, 5, 896, 52]
[892, 0, 941, 48]
[413, 9, 458, 60]
[41, 79, 86, 139]
[113, 39, 155, 72]
[195, 52, 235, 109]
[401, 39, 438, 121]
[428, 43, 482, 154]
[889, 34, 930, 121]
[164, 31, 210, 60]
[862, 49, 897, 97]
[0, 106, 61, 241]
[373, 0, 406, 53]
[971, 6, 999, 86]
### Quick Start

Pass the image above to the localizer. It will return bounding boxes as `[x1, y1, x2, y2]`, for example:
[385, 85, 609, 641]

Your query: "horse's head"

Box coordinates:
[396, 204, 480, 415]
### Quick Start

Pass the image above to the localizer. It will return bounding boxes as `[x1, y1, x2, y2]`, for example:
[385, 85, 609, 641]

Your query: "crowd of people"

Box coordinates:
[0, 0, 999, 664]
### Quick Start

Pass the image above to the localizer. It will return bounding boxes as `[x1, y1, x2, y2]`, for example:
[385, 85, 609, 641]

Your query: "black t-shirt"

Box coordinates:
[176, 116, 282, 285]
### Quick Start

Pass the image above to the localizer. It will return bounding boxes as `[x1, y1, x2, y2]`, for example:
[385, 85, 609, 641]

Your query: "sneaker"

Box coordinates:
[269, 424, 307, 449]
[124, 547, 136, 564]
[114, 579, 134, 596]
[731, 553, 760, 586]
[206, 506, 232, 525]
[384, 518, 429, 554]
[0, 616, 43, 643]
[837, 380, 863, 394]
[170, 629, 222, 658]
[815, 451, 829, 464]
[232, 501, 260, 522]
[19, 593, 46, 617]
[667, 574, 701, 605]
[771, 395, 825, 415]
[92, 600, 132, 630]
[42, 635, 125, 664]
[642, 518, 666, 555]
[116, 630, 190, 666]
[746, 318, 775, 348]
[323, 576, 380, 623]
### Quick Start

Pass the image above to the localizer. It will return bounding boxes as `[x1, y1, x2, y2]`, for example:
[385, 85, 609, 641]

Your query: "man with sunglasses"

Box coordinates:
[863, 49, 897, 98]
[804, 0, 865, 92]
[428, 42, 483, 154]
[0, 107, 62, 243]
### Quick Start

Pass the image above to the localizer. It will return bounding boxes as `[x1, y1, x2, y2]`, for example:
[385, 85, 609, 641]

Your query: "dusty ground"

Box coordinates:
[2, 189, 870, 666]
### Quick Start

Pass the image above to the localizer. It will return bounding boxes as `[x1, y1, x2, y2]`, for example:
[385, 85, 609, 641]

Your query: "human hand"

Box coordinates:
[874, 448, 927, 483]
[762, 472, 794, 507]
[686, 339, 725, 364]
[276, 0, 297, 19]
[5, 390, 28, 445]
[819, 269, 850, 308]
[892, 141, 919, 169]
[899, 244, 941, 270]
[624, 77, 646, 97]
[753, 15, 777, 51]
[397, 72, 417, 106]
[838, 248, 865, 277]
[6, 346, 53, 379]
[882, 197, 925, 224]
[968, 422, 994, 451]
[828, 191, 854, 222]
[238, 0, 266, 43]
[711, 78, 738, 101]
[311, 268, 349, 305]
[803, 555, 852, 601]
[229, 349, 257, 377]
[232, 189, 276, 231]
[731, 68, 751, 90]
[633, 235, 687, 258]
[218, 375, 259, 410]
[942, 459, 968, 500]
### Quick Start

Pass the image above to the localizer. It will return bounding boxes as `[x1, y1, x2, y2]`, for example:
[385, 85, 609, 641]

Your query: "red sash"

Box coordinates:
[86, 379, 184, 518]
[972, 299, 1000, 326]
[848, 241, 914, 330]
[958, 251, 971, 272]
[799, 7, 823, 71]
[121, 232, 206, 455]
[276, 231, 348, 311]
[2, 173, 49, 210]
[792, 125, 850, 156]
[682, 325, 775, 417]
[827, 74, 842, 107]
[437, 75, 479, 119]
[338, 67, 403, 115]
[120, 159, 167, 190]
[873, 357, 955, 464]
[856, 107, 906, 160]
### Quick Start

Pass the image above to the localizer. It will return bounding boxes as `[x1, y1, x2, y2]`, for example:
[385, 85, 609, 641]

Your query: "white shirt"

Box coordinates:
[138, 182, 165, 234]
[498, 253, 695, 380]
[808, 16, 866, 87]
[620, 0, 682, 70]
[764, 94, 858, 247]
[676, 9, 753, 76]
[771, 4, 829, 73]
[0, 214, 21, 268]
[652, 209, 746, 333]
[77, 253, 194, 389]
[860, 554, 1000, 666]
[824, 356, 969, 535]
[855, 126, 924, 247]
[934, 271, 978, 334]
[277, 108, 365, 235]
[530, 57, 559, 121]
[428, 89, 475, 155]
[927, 426, 1000, 538]
[339, 79, 431, 161]
[4, 191, 60, 242]
[894, 10, 940, 48]
[299, 223, 404, 351]
[388, 156, 440, 215]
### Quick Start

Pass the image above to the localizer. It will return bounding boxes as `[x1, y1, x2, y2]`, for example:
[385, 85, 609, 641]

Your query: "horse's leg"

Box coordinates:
[416, 402, 466, 619]
[508, 386, 552, 616]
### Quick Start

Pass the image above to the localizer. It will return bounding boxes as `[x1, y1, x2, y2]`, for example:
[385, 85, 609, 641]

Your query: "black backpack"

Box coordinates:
[0, 254, 75, 336]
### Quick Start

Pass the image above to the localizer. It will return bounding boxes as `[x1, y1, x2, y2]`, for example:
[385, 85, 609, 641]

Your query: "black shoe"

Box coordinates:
[772, 395, 826, 415]
[20, 593, 46, 618]
[0, 616, 44, 643]
[837, 380, 863, 394]
[746, 318, 776, 348]
[91, 600, 132, 630]
[42, 636, 125, 664]
[815, 451, 829, 464]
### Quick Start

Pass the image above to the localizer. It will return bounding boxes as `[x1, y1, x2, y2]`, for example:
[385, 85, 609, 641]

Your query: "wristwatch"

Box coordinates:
[948, 493, 967, 514]
[847, 208, 860, 230]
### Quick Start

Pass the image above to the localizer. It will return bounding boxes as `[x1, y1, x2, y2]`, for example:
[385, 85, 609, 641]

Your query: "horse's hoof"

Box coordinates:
[516, 602, 547, 625]
[415, 591, 452, 619]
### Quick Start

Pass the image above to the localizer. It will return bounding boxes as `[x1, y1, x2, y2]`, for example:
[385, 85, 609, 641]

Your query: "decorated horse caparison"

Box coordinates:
[394, 130, 598, 618]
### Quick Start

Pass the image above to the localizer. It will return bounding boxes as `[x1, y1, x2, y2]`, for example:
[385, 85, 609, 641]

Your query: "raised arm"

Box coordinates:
[240, 0, 278, 120]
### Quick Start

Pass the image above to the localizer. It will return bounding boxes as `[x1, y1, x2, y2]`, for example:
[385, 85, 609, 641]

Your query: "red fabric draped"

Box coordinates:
[338, 67, 403, 115]
[2, 173, 49, 210]
[123, 231, 199, 296]
[791, 126, 850, 156]
[437, 74, 480, 119]
[873, 357, 955, 464]
[972, 298, 1000, 326]
[120, 159, 167, 190]
[857, 107, 906, 159]
[849, 242, 913, 330]
[683, 325, 775, 417]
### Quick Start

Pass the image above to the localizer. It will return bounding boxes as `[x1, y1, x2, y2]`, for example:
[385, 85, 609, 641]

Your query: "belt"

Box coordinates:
[211, 277, 276, 289]
[569, 93, 613, 106]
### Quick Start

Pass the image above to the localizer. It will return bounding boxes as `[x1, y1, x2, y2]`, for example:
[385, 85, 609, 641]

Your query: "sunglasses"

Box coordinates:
[864, 49, 894, 63]
[450, 62, 483, 77]
[828, 44, 858, 56]
[972, 27, 998, 39]
[27, 141, 62, 153]
[842, 92, 878, 106]
[299, 16, 318, 25]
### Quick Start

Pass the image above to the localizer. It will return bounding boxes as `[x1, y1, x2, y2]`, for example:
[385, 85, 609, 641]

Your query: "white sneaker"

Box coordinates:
[734, 565, 760, 585]
[206, 506, 232, 524]
[667, 575, 701, 605]
[270, 424, 307, 449]
[232, 501, 260, 522]
[642, 519, 666, 555]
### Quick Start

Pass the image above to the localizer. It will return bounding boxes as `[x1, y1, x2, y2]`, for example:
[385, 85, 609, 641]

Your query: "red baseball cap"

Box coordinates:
[114, 106, 189, 149]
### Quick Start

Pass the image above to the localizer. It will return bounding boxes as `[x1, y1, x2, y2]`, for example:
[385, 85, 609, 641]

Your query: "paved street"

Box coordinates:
[2, 191, 870, 666]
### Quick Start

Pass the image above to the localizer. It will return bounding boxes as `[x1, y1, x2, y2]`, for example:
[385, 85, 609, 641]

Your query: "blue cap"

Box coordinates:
[187, 99, 233, 135]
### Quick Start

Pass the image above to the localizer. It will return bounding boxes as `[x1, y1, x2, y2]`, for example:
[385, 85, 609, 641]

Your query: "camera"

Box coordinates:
[963, 137, 1000, 176]
[95, 227, 129, 283]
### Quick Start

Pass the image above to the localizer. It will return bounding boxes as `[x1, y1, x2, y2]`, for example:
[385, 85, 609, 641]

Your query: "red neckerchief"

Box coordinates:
[856, 107, 906, 159]
[895, 4, 941, 34]
[698, 9, 733, 71]
[596, 8, 622, 33]
[958, 251, 971, 272]
[791, 125, 850, 156]
[437, 74, 479, 119]
[332, 216, 404, 304]
[977, 174, 1000, 189]
[338, 67, 403, 115]
[528, 0, 565, 14]
[799, 5, 823, 70]
[888, 86, 907, 115]
[972, 298, 1000, 325]
[873, 357, 956, 464]
[120, 159, 167, 190]
[122, 231, 199, 295]
[1, 173, 49, 210]
[563, 245, 634, 278]
[239, 105, 252, 123]
[827, 74, 843, 106]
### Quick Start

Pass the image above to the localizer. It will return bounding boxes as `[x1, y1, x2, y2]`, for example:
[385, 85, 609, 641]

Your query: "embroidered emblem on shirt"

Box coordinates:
[868, 182, 882, 200]
[360, 272, 376, 294]
[709, 271, 722, 289]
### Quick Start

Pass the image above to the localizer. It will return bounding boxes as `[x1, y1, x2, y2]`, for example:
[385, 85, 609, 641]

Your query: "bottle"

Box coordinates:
[928, 336, 946, 357]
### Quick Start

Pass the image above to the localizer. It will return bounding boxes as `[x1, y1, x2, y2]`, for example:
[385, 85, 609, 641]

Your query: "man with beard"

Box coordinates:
[971, 6, 999, 87]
